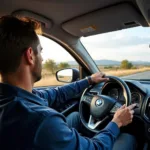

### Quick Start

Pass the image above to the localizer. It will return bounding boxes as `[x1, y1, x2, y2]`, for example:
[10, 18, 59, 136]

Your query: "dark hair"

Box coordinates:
[0, 15, 40, 74]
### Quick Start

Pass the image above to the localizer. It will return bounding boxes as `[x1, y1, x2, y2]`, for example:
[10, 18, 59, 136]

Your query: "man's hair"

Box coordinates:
[0, 15, 40, 74]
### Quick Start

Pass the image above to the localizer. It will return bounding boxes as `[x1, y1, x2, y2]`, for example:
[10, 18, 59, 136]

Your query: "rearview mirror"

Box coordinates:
[56, 68, 79, 83]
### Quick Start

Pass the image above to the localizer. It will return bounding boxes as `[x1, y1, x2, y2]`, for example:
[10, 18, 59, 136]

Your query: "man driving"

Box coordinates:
[0, 15, 136, 150]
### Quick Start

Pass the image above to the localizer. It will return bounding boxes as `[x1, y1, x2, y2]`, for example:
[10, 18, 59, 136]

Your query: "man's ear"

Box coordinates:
[24, 47, 35, 65]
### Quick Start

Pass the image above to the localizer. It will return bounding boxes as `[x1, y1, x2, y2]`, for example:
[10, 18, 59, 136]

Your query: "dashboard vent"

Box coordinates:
[145, 97, 150, 121]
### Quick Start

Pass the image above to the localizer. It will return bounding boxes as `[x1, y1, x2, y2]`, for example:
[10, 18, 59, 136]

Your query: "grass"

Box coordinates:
[34, 76, 64, 87]
[102, 67, 150, 77]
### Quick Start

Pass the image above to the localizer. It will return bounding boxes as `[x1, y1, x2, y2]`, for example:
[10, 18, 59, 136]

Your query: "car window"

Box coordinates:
[34, 35, 79, 87]
[81, 26, 150, 80]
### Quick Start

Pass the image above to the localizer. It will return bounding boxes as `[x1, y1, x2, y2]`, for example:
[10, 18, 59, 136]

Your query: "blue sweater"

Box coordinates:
[0, 79, 120, 150]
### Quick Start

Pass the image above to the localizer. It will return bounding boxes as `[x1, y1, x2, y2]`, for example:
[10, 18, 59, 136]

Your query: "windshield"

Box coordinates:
[81, 26, 150, 80]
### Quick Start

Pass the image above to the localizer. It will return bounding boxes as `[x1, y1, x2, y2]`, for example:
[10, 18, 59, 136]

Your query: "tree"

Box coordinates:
[128, 62, 133, 69]
[58, 62, 70, 70]
[120, 60, 133, 69]
[44, 59, 57, 74]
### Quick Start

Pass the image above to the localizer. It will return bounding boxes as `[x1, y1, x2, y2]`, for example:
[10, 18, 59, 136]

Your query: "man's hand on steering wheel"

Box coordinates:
[112, 104, 136, 128]
[90, 72, 109, 84]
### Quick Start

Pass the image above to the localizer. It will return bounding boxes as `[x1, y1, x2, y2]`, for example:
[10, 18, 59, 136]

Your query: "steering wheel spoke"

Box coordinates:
[88, 115, 109, 130]
[82, 95, 93, 105]
[110, 102, 122, 113]
[88, 115, 102, 129]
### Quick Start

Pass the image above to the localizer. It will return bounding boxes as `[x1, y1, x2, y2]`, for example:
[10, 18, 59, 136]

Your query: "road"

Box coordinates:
[121, 71, 150, 80]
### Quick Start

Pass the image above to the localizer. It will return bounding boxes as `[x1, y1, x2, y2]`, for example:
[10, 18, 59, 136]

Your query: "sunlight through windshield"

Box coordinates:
[81, 26, 150, 80]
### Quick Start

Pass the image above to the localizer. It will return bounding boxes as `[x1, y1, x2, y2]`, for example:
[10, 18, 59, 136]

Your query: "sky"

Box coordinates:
[38, 35, 76, 63]
[39, 26, 150, 63]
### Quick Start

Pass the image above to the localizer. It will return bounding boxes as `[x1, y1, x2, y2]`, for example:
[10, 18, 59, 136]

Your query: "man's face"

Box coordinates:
[32, 43, 43, 83]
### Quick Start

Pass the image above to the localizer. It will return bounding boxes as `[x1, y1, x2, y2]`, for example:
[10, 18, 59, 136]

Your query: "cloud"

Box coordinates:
[82, 35, 150, 49]
[86, 44, 150, 62]
[81, 27, 150, 49]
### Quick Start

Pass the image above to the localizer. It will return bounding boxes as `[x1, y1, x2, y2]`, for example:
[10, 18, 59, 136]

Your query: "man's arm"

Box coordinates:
[34, 113, 120, 150]
[33, 72, 109, 108]
[33, 104, 135, 150]
[33, 78, 89, 108]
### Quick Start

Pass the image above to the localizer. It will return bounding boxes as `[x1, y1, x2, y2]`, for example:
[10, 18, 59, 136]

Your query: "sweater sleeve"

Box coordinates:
[33, 79, 89, 108]
[34, 113, 120, 150]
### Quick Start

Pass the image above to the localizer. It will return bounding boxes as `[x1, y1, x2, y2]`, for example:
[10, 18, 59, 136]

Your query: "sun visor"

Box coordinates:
[62, 3, 148, 37]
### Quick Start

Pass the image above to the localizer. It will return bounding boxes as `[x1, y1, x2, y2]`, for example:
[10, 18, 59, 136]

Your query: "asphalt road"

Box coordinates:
[121, 71, 150, 80]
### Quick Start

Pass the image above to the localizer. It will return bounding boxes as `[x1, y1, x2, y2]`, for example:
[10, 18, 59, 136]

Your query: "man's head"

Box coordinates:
[0, 15, 43, 83]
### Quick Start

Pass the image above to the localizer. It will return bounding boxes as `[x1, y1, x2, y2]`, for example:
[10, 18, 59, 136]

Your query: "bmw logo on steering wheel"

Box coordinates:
[95, 99, 103, 107]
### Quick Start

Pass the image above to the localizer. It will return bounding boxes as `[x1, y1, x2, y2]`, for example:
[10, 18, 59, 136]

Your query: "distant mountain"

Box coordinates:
[66, 60, 120, 66]
[131, 61, 150, 65]
[67, 61, 78, 65]
[94, 60, 120, 65]
[67, 59, 150, 66]
[95, 60, 150, 66]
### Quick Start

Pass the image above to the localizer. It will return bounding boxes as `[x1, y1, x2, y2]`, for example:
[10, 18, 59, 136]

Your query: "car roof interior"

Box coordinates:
[0, 0, 150, 37]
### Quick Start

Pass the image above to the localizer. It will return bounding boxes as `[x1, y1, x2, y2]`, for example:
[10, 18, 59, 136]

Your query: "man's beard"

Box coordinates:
[32, 58, 42, 83]
[34, 73, 42, 83]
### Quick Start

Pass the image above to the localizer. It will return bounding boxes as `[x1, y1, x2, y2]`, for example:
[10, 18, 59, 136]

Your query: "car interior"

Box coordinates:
[1, 0, 150, 149]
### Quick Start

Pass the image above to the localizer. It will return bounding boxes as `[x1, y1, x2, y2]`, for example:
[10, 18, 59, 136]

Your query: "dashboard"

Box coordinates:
[101, 82, 144, 107]
[87, 80, 148, 110]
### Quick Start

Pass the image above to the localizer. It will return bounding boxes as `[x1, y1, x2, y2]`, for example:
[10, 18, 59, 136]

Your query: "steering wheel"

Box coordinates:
[79, 76, 131, 133]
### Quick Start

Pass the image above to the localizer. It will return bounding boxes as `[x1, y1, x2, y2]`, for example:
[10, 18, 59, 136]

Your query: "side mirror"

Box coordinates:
[56, 68, 79, 83]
